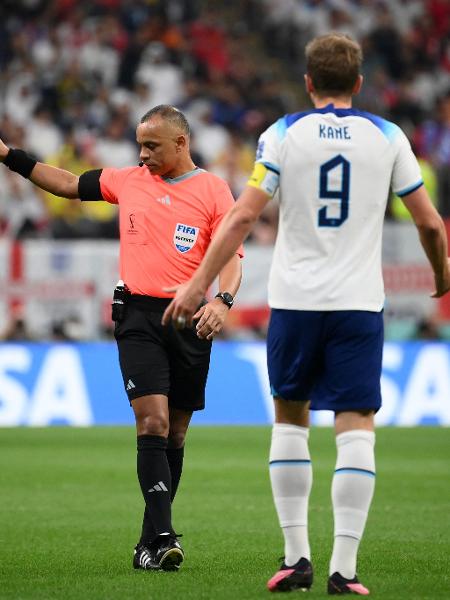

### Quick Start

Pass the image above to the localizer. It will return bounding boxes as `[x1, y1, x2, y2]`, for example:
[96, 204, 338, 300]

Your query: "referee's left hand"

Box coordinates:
[193, 299, 229, 340]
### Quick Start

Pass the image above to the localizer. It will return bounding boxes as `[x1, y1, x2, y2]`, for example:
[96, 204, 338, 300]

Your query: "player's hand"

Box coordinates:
[193, 299, 229, 340]
[0, 138, 10, 162]
[431, 259, 450, 298]
[161, 280, 206, 328]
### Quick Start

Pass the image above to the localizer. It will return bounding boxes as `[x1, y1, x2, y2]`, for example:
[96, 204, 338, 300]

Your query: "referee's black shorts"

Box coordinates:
[114, 295, 212, 411]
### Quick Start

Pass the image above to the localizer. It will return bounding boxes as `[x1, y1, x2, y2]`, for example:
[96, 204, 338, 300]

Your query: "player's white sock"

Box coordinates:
[330, 429, 376, 579]
[269, 423, 312, 565]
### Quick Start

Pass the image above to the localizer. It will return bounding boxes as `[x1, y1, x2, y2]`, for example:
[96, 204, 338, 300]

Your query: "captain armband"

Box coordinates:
[78, 169, 104, 201]
[247, 163, 280, 197]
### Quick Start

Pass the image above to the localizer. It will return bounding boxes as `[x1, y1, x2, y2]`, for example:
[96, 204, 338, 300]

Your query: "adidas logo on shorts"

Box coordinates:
[126, 379, 136, 391]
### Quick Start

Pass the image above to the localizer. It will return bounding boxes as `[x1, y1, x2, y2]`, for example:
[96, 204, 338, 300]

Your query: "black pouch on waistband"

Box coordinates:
[111, 283, 130, 322]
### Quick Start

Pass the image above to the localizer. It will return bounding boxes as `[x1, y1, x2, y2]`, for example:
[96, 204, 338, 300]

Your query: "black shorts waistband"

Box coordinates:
[128, 294, 207, 313]
[129, 295, 173, 311]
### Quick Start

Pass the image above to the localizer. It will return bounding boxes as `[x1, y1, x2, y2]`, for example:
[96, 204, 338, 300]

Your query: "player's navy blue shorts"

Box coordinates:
[114, 295, 212, 411]
[267, 309, 383, 412]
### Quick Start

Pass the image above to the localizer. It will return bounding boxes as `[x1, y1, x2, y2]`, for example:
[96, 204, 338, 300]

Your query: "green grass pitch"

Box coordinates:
[1, 426, 449, 599]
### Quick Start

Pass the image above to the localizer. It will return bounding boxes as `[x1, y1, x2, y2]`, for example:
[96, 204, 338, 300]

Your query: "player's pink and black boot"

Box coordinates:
[328, 572, 370, 595]
[267, 557, 313, 592]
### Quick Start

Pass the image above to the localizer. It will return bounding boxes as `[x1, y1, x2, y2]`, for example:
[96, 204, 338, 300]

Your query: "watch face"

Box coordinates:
[222, 293, 233, 305]
[217, 292, 233, 307]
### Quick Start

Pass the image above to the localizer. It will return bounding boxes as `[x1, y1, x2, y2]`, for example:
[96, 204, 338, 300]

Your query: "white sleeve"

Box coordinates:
[247, 119, 285, 197]
[255, 119, 282, 174]
[391, 128, 423, 197]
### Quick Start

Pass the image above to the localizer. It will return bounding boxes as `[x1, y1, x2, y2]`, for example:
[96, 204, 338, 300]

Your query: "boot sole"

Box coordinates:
[159, 548, 184, 571]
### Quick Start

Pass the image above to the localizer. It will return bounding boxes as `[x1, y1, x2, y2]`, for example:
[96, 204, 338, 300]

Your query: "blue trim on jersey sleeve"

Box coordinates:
[276, 117, 288, 140]
[396, 180, 424, 197]
[284, 104, 401, 141]
[264, 118, 287, 142]
[259, 161, 280, 175]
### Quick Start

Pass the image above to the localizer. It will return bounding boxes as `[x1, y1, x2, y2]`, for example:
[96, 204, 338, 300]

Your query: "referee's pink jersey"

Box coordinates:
[100, 166, 243, 297]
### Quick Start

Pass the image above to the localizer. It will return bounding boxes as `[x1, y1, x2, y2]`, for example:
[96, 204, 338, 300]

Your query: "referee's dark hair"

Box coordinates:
[140, 105, 191, 137]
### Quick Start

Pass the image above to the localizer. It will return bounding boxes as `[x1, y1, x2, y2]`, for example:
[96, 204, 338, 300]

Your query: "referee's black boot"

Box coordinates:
[154, 533, 184, 571]
[133, 543, 160, 571]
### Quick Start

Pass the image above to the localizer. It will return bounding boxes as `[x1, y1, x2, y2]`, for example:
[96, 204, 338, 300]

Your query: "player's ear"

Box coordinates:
[353, 75, 363, 96]
[304, 74, 314, 95]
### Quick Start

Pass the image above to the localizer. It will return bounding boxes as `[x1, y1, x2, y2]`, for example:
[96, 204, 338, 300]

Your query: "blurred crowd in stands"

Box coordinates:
[0, 0, 448, 243]
[0, 0, 448, 341]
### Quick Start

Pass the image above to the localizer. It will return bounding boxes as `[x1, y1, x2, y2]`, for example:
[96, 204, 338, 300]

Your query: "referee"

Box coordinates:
[0, 105, 242, 572]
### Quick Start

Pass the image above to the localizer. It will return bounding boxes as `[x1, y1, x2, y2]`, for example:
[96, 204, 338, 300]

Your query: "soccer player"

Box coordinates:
[162, 34, 450, 594]
[0, 105, 242, 572]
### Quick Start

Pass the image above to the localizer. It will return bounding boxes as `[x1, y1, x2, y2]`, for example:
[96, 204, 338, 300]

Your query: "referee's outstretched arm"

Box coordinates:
[0, 137, 80, 199]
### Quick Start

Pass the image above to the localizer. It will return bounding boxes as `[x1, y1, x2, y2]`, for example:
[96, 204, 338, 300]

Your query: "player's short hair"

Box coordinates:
[305, 33, 362, 96]
[140, 104, 191, 137]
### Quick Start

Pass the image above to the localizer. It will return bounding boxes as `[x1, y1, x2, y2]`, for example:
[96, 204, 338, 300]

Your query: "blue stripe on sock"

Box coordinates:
[269, 459, 311, 467]
[334, 467, 375, 477]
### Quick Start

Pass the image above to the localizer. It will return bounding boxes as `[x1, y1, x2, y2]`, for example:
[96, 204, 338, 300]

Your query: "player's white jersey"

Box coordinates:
[254, 105, 423, 311]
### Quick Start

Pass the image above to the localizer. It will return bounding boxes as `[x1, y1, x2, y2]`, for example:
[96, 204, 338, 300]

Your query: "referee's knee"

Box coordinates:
[167, 431, 186, 449]
[136, 414, 169, 437]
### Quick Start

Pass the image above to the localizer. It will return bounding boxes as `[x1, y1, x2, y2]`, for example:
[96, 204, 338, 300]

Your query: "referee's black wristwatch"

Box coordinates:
[215, 292, 234, 309]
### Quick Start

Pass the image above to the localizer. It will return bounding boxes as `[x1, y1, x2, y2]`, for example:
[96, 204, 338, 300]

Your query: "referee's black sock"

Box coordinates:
[137, 435, 173, 543]
[140, 507, 155, 546]
[167, 445, 185, 502]
[139, 445, 185, 544]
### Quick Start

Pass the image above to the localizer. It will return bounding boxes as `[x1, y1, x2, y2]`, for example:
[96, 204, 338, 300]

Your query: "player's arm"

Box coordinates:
[162, 181, 272, 325]
[193, 160, 278, 292]
[194, 184, 271, 290]
[0, 137, 96, 200]
[401, 185, 450, 297]
[217, 254, 242, 299]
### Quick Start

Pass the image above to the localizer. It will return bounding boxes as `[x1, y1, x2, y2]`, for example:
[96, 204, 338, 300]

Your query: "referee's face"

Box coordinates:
[136, 117, 186, 178]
